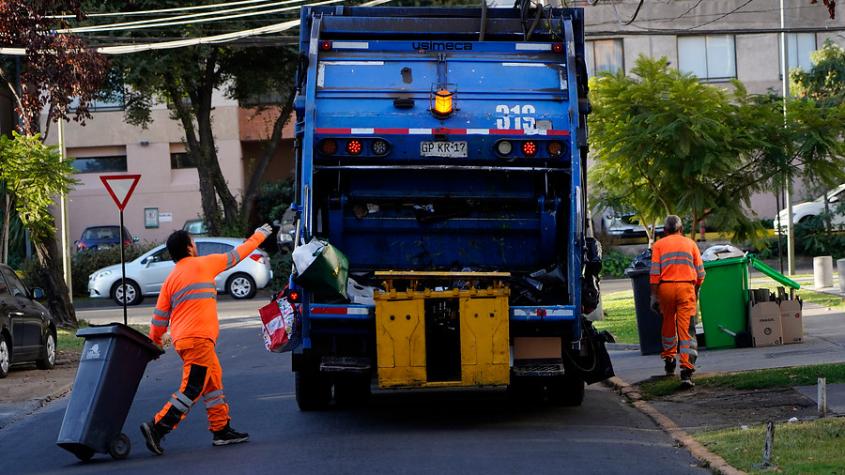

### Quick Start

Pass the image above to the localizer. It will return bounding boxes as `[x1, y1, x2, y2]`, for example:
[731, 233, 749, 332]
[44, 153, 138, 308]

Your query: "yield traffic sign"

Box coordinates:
[100, 174, 141, 211]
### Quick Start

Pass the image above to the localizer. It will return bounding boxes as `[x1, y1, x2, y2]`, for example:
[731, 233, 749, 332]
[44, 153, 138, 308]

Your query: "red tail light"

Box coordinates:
[319, 40, 332, 51]
[536, 308, 547, 317]
[346, 139, 363, 155]
[522, 141, 537, 157]
[552, 42, 563, 54]
[320, 139, 337, 155]
[288, 290, 300, 303]
[249, 254, 264, 263]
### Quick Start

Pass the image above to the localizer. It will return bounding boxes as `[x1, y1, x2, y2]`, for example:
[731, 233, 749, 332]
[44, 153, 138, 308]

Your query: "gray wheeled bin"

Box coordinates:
[57, 323, 164, 462]
[625, 250, 663, 356]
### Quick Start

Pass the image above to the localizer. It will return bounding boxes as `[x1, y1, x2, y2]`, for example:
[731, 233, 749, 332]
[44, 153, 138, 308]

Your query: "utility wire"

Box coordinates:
[61, 0, 306, 33]
[48, 0, 282, 19]
[1, 0, 393, 56]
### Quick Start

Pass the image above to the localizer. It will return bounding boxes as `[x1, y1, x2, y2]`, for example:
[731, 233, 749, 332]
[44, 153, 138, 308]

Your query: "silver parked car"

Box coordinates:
[88, 237, 273, 306]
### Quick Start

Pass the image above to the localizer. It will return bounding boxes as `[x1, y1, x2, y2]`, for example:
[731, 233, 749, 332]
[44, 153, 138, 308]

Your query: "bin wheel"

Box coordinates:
[547, 374, 585, 407]
[295, 370, 331, 411]
[108, 433, 131, 460]
[73, 446, 95, 462]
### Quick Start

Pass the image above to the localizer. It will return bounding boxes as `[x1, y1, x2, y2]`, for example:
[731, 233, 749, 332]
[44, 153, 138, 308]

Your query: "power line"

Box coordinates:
[61, 0, 307, 33]
[48, 0, 282, 19]
[1, 0, 394, 56]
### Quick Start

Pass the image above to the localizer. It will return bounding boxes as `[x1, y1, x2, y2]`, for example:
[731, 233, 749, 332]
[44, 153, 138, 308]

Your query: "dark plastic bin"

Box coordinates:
[625, 251, 663, 356]
[56, 323, 163, 462]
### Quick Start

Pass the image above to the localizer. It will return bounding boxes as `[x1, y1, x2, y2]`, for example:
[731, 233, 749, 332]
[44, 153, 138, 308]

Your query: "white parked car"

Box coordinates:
[777, 184, 845, 233]
[88, 237, 273, 306]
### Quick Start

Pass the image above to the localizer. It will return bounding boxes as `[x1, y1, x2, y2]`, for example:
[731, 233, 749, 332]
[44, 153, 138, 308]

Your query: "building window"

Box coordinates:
[72, 155, 127, 173]
[170, 152, 197, 169]
[678, 35, 736, 80]
[585, 39, 624, 76]
[780, 32, 817, 72]
[69, 90, 125, 112]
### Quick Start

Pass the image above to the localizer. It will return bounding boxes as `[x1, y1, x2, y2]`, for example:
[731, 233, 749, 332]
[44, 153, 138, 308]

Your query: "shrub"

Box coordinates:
[602, 248, 631, 279]
[71, 244, 158, 297]
[269, 252, 293, 291]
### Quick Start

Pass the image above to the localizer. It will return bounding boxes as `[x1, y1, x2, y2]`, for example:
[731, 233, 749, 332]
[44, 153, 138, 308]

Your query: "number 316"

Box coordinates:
[496, 104, 536, 130]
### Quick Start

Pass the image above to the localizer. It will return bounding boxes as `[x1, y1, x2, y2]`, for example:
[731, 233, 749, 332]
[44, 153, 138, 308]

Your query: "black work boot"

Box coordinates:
[140, 420, 166, 455]
[663, 358, 677, 376]
[680, 368, 695, 388]
[212, 423, 249, 446]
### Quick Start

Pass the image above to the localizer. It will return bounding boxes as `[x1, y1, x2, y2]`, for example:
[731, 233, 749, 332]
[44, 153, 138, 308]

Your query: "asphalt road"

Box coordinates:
[0, 318, 705, 475]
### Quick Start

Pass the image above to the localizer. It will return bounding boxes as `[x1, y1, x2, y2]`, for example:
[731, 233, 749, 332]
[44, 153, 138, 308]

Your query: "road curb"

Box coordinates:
[0, 382, 73, 431]
[604, 376, 746, 475]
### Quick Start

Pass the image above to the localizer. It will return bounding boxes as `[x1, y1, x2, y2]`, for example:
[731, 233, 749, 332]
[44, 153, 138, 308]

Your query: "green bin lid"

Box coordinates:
[749, 256, 801, 289]
[702, 255, 747, 269]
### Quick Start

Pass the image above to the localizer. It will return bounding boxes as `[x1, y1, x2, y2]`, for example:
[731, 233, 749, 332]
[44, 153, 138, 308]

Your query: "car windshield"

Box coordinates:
[82, 227, 122, 240]
[184, 221, 207, 234]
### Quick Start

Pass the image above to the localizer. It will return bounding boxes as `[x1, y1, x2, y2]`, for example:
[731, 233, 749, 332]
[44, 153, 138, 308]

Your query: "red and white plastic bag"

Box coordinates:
[259, 292, 301, 353]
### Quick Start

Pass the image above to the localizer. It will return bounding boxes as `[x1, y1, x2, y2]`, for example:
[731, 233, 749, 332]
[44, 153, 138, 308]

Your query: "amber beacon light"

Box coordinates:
[432, 89, 454, 117]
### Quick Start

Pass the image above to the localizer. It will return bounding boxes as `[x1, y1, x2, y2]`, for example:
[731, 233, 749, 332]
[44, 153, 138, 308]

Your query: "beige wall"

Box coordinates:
[43, 95, 247, 246]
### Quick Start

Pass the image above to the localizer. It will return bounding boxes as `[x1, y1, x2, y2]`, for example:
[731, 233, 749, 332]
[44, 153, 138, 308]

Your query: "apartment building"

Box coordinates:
[42, 91, 294, 245]
[578, 0, 845, 217]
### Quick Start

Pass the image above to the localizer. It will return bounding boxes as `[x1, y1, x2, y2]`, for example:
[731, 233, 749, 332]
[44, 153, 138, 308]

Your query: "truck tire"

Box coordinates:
[547, 374, 585, 407]
[507, 376, 544, 404]
[295, 370, 331, 411]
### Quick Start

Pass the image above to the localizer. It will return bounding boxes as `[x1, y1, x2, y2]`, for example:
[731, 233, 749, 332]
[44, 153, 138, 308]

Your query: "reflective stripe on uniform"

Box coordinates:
[204, 389, 224, 401]
[661, 251, 694, 261]
[151, 319, 169, 327]
[225, 250, 239, 269]
[172, 291, 217, 308]
[170, 392, 193, 413]
[662, 336, 677, 350]
[154, 308, 170, 319]
[206, 397, 226, 409]
[679, 339, 698, 357]
[171, 282, 216, 305]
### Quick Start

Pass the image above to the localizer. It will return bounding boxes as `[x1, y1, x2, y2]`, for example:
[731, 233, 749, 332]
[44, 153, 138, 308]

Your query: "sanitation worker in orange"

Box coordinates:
[140, 224, 273, 455]
[649, 215, 705, 388]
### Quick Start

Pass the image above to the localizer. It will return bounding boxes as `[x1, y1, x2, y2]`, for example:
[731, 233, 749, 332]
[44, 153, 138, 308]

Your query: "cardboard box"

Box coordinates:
[780, 300, 803, 344]
[749, 301, 783, 347]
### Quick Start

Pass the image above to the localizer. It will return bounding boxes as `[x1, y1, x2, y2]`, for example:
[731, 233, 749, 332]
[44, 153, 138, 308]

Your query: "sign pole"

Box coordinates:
[120, 209, 128, 326]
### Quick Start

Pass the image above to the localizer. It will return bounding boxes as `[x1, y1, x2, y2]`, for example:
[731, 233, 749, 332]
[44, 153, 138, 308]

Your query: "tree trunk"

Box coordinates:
[33, 235, 77, 327]
[241, 91, 297, 228]
[1, 191, 10, 264]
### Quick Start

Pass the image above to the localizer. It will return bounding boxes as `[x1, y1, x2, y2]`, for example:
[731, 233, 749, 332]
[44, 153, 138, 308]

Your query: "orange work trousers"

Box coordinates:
[657, 282, 698, 370]
[154, 337, 229, 432]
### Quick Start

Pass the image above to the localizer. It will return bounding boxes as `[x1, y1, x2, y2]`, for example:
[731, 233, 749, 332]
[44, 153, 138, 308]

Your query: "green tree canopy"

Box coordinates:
[589, 55, 845, 245]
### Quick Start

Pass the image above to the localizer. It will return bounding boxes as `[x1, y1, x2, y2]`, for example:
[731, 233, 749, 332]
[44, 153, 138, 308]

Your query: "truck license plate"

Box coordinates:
[420, 141, 467, 158]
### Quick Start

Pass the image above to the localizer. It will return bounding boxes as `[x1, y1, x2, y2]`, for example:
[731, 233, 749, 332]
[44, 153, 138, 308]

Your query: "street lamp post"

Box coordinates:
[57, 118, 73, 298]
[780, 0, 796, 276]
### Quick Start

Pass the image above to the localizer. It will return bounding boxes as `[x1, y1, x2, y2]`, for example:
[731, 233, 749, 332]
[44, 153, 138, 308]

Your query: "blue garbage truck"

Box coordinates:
[285, 4, 612, 410]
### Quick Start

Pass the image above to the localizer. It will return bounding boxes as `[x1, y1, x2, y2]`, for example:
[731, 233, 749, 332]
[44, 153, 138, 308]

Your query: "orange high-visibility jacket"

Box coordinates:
[649, 234, 705, 286]
[149, 231, 266, 345]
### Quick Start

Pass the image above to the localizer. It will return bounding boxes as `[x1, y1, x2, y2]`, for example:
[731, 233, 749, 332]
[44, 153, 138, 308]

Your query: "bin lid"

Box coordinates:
[702, 255, 747, 269]
[77, 323, 165, 357]
[749, 256, 801, 289]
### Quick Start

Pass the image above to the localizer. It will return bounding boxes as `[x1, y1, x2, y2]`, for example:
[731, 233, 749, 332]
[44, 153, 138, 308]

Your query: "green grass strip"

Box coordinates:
[697, 418, 845, 474]
[594, 289, 639, 345]
[639, 363, 845, 399]
[57, 321, 150, 353]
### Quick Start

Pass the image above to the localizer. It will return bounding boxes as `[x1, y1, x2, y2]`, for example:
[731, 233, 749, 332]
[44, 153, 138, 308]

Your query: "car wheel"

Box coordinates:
[0, 334, 10, 378]
[227, 273, 256, 300]
[112, 280, 143, 306]
[37, 330, 56, 370]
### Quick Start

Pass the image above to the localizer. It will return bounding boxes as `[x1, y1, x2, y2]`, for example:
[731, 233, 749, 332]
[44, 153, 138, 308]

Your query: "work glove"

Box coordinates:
[650, 295, 661, 315]
[255, 223, 273, 238]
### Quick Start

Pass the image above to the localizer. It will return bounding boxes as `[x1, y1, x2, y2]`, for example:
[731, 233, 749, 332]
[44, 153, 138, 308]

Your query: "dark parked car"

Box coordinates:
[75, 226, 137, 252]
[0, 264, 56, 378]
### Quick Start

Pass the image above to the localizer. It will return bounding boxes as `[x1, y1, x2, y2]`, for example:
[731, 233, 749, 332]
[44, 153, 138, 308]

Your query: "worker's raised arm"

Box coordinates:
[693, 244, 706, 286]
[204, 224, 273, 275]
[149, 287, 172, 346]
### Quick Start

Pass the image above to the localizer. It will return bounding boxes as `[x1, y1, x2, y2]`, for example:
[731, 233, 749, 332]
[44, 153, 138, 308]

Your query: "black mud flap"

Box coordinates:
[581, 237, 602, 314]
[565, 317, 615, 385]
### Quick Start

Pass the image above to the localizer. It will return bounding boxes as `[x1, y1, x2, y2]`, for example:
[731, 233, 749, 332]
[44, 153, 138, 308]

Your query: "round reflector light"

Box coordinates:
[319, 40, 332, 51]
[320, 139, 337, 155]
[548, 141, 563, 157]
[552, 42, 564, 54]
[346, 139, 363, 155]
[497, 140, 513, 155]
[372, 139, 389, 156]
[522, 141, 537, 157]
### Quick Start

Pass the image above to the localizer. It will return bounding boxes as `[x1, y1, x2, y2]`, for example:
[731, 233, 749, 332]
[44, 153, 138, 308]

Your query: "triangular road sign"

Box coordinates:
[100, 174, 141, 211]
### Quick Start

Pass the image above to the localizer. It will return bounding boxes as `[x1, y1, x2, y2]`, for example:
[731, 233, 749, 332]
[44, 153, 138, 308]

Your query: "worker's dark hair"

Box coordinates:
[664, 215, 683, 234]
[167, 230, 193, 262]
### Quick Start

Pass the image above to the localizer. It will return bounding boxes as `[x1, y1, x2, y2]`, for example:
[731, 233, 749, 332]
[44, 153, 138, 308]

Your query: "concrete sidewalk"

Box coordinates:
[609, 304, 845, 384]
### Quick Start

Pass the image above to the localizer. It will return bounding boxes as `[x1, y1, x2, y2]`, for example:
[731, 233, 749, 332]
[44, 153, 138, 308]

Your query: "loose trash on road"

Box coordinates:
[57, 323, 163, 462]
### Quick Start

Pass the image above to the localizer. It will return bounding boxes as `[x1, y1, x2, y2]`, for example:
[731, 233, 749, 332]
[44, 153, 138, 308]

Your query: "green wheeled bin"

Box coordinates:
[699, 256, 749, 349]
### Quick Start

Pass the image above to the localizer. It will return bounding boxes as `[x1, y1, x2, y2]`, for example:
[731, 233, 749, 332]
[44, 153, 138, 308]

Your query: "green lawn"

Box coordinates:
[638, 363, 845, 399]
[697, 418, 845, 474]
[795, 288, 845, 310]
[595, 289, 638, 344]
